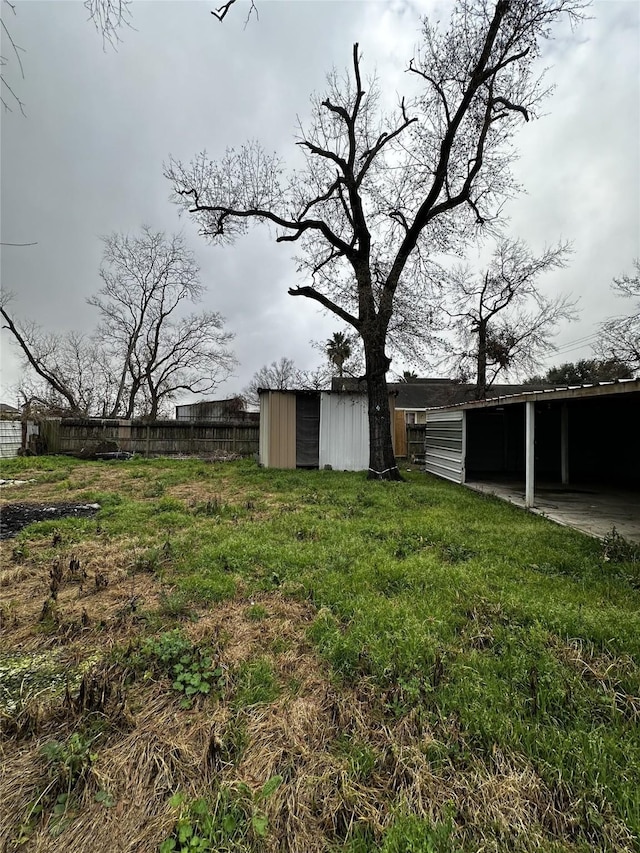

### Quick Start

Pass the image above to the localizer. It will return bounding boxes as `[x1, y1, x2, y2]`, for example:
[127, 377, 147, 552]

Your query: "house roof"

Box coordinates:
[0, 402, 20, 414]
[330, 378, 552, 408]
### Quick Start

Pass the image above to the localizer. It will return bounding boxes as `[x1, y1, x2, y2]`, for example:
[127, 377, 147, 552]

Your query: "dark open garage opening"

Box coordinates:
[426, 380, 640, 541]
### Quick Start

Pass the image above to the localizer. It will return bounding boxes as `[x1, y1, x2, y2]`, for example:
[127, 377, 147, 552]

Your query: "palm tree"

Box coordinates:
[326, 332, 352, 378]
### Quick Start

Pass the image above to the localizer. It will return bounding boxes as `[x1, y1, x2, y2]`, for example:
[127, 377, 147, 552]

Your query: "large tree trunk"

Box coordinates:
[364, 337, 402, 481]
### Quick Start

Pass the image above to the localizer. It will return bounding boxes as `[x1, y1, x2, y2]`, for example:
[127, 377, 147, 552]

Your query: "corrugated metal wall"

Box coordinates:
[0, 421, 39, 458]
[319, 393, 369, 471]
[0, 420, 22, 458]
[425, 410, 465, 483]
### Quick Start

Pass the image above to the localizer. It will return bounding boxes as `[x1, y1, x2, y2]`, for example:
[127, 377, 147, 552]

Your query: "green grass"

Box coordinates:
[2, 455, 639, 851]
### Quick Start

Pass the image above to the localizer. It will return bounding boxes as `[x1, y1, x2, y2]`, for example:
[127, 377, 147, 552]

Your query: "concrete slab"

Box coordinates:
[466, 480, 640, 543]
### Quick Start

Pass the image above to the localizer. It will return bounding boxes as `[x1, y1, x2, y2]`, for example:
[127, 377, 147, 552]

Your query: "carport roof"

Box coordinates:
[426, 378, 640, 411]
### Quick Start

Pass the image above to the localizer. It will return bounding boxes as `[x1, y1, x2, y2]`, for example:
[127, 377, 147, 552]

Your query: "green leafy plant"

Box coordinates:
[136, 630, 223, 708]
[40, 731, 98, 794]
[160, 777, 282, 852]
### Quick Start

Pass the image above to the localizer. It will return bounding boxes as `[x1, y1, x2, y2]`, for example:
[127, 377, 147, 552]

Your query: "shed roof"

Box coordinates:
[426, 378, 640, 411]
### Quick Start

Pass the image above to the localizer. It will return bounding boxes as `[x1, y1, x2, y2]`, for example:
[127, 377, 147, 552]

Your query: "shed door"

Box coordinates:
[296, 395, 320, 468]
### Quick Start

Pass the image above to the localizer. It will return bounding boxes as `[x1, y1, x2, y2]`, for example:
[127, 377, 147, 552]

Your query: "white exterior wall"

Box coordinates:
[319, 393, 369, 471]
[0, 420, 39, 458]
[424, 410, 465, 483]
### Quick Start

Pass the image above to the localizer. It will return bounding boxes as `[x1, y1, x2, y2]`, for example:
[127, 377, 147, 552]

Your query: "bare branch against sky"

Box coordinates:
[1, 1, 638, 407]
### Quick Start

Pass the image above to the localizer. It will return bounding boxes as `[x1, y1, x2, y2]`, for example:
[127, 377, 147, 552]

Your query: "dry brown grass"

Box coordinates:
[1, 589, 635, 852]
[1, 534, 163, 653]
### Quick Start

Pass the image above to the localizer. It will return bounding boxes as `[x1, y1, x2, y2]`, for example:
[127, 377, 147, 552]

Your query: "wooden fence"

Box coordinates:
[406, 424, 426, 462]
[38, 418, 259, 458]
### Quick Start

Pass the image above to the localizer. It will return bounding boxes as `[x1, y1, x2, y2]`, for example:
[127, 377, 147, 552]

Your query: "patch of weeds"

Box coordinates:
[334, 735, 377, 782]
[392, 531, 430, 559]
[131, 547, 162, 575]
[17, 730, 101, 837]
[143, 480, 165, 498]
[94, 788, 116, 808]
[192, 496, 225, 517]
[440, 542, 475, 564]
[294, 526, 319, 541]
[160, 777, 282, 853]
[133, 630, 224, 708]
[378, 811, 458, 853]
[12, 541, 29, 562]
[175, 574, 236, 604]
[245, 603, 268, 621]
[594, 528, 640, 589]
[158, 589, 195, 620]
[40, 732, 98, 792]
[232, 658, 279, 708]
[217, 717, 249, 765]
[269, 636, 291, 655]
[601, 527, 640, 564]
[372, 563, 416, 595]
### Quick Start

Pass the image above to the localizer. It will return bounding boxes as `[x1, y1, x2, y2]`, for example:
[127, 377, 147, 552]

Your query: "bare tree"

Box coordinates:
[439, 237, 576, 397]
[166, 1, 586, 479]
[243, 357, 303, 407]
[2, 228, 236, 418]
[91, 227, 235, 419]
[595, 260, 640, 375]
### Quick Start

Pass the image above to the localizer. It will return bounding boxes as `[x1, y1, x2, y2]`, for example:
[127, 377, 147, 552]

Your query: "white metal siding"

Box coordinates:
[319, 393, 369, 471]
[0, 420, 38, 458]
[425, 410, 465, 483]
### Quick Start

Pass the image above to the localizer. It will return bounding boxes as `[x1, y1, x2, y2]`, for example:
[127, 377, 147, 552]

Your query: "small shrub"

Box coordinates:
[601, 527, 640, 564]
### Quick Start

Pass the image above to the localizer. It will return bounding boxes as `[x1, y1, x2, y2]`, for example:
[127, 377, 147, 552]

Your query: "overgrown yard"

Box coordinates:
[0, 456, 638, 853]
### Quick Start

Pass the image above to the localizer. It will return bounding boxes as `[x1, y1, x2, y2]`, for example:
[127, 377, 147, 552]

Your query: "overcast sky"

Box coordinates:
[1, 0, 638, 407]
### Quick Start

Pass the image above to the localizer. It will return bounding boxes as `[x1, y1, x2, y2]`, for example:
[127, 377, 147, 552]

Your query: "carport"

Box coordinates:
[424, 380, 640, 541]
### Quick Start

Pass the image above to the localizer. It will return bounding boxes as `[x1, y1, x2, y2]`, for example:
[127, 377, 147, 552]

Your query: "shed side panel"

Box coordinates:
[259, 393, 270, 467]
[319, 394, 369, 471]
[268, 393, 296, 469]
[425, 410, 465, 483]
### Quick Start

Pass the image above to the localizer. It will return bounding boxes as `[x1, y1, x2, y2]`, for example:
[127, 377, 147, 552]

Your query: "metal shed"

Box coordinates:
[258, 389, 394, 471]
[319, 392, 369, 471]
[425, 379, 640, 508]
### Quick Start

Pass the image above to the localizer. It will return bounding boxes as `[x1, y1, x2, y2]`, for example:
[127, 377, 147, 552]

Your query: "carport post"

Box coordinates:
[561, 403, 569, 485]
[525, 401, 535, 508]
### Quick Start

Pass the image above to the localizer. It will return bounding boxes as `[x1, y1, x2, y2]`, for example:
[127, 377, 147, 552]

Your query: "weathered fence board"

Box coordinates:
[406, 424, 427, 462]
[41, 418, 259, 458]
